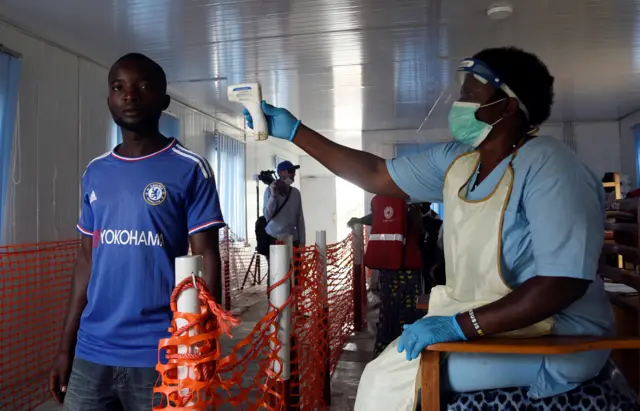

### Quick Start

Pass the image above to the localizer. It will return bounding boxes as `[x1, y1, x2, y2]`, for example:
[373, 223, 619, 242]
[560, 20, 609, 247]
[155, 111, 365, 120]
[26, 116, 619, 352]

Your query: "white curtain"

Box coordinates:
[214, 132, 247, 240]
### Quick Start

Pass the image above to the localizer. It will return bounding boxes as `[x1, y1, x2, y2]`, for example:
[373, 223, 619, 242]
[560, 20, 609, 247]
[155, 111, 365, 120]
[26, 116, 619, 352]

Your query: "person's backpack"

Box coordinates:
[255, 187, 292, 256]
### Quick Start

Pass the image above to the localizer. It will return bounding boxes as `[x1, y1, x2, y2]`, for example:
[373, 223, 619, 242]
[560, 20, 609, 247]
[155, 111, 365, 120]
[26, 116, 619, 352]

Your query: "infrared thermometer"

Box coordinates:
[227, 83, 269, 141]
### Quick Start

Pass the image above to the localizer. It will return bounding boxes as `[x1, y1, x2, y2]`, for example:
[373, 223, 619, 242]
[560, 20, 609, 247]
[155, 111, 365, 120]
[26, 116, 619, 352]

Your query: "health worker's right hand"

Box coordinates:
[243, 101, 302, 141]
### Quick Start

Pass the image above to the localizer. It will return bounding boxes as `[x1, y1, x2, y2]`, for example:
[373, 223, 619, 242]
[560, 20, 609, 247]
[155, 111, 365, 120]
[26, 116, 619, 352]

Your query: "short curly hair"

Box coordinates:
[110, 53, 167, 94]
[473, 47, 555, 127]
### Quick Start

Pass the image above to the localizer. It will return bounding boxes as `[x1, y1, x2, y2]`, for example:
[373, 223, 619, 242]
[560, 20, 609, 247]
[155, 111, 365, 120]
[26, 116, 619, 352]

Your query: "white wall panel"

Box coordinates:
[573, 122, 621, 180]
[1, 26, 113, 245]
[35, 45, 80, 242]
[78, 60, 112, 170]
[2, 27, 40, 245]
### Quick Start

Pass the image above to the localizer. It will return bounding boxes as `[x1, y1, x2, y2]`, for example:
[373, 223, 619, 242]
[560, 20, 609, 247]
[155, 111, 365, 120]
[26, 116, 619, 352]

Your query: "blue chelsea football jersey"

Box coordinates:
[75, 138, 225, 367]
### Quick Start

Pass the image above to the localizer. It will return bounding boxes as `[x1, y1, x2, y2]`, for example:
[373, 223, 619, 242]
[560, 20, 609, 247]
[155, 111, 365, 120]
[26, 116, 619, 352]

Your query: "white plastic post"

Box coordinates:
[281, 234, 294, 282]
[316, 230, 328, 287]
[282, 234, 294, 260]
[316, 230, 331, 401]
[269, 244, 291, 380]
[174, 255, 203, 401]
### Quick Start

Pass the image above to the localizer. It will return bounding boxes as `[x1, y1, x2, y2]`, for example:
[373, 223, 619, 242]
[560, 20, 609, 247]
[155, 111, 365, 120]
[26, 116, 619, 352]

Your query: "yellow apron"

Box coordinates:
[354, 151, 553, 411]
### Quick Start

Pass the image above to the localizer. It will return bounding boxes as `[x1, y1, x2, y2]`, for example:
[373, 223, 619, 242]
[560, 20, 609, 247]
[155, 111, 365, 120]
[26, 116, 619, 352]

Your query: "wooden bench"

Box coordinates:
[419, 196, 640, 409]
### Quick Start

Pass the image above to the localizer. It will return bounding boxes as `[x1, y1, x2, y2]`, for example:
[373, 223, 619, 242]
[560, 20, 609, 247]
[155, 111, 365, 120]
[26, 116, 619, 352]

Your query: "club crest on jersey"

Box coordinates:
[143, 182, 167, 206]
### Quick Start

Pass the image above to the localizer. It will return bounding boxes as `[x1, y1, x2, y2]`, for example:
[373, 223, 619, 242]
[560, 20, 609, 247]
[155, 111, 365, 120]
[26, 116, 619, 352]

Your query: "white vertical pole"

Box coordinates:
[316, 230, 328, 286]
[174, 255, 203, 402]
[269, 244, 291, 380]
[282, 234, 294, 283]
[316, 230, 331, 401]
[282, 234, 294, 261]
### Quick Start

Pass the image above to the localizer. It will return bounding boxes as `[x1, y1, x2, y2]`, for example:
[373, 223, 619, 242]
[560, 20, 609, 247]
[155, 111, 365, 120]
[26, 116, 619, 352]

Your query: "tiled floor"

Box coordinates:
[35, 292, 380, 411]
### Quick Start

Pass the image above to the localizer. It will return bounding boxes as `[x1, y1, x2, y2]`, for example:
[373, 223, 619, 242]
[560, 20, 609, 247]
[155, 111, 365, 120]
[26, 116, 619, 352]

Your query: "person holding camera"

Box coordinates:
[262, 161, 306, 259]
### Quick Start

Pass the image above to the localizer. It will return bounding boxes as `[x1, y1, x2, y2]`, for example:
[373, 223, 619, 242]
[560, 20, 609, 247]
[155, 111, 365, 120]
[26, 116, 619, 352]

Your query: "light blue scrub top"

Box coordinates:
[387, 136, 615, 398]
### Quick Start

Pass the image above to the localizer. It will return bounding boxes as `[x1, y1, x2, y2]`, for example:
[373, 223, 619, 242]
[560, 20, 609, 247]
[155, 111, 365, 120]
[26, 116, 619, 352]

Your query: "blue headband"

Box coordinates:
[456, 58, 530, 121]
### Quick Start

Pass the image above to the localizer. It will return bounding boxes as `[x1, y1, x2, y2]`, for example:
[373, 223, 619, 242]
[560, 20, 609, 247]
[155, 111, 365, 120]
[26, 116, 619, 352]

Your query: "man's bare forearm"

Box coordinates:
[293, 125, 407, 199]
[202, 249, 222, 303]
[190, 229, 222, 303]
[58, 236, 92, 355]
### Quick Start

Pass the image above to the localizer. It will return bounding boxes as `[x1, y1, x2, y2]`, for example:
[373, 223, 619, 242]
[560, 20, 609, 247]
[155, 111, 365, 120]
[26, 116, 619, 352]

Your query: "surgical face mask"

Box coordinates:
[284, 177, 294, 186]
[448, 98, 505, 147]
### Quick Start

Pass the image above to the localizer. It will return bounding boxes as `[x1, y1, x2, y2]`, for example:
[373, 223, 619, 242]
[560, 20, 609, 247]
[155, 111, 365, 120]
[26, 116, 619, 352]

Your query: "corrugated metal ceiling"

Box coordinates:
[1, 0, 640, 132]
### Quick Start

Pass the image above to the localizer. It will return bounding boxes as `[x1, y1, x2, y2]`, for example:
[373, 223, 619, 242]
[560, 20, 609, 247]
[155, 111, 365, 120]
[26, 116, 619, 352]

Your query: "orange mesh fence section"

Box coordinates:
[289, 246, 328, 409]
[0, 240, 79, 411]
[155, 236, 356, 409]
[156, 263, 294, 410]
[326, 235, 356, 374]
[155, 276, 240, 410]
[220, 229, 268, 315]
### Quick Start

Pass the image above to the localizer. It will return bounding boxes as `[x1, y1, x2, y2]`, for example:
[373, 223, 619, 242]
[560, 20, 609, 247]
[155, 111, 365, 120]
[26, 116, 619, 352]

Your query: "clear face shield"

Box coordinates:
[415, 58, 531, 145]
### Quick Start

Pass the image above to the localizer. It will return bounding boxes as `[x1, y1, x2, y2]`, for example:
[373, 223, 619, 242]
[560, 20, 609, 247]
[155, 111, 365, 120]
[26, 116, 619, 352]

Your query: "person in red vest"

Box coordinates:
[348, 196, 424, 357]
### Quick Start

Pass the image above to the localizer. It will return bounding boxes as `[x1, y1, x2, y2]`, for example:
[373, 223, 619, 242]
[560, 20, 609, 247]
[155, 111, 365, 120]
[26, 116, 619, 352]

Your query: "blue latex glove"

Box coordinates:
[243, 101, 302, 141]
[397, 315, 467, 361]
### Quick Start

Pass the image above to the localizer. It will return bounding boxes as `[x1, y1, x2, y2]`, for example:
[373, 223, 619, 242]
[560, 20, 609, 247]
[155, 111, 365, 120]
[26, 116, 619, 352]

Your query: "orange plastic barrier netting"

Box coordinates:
[0, 240, 80, 411]
[220, 229, 268, 314]
[155, 275, 241, 410]
[154, 237, 358, 410]
[288, 245, 330, 409]
[326, 235, 356, 374]
[155, 259, 301, 410]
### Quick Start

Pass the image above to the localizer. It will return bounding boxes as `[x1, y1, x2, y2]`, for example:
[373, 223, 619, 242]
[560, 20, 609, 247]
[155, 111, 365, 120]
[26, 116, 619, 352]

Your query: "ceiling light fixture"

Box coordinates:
[487, 3, 513, 20]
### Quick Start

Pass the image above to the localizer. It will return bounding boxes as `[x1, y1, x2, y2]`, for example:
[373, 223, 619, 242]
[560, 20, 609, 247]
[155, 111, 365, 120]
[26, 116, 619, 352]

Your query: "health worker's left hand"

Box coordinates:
[398, 315, 467, 361]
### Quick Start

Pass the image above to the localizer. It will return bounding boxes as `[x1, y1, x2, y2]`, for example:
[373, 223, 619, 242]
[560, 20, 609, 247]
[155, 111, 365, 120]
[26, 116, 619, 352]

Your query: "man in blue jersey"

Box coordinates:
[48, 53, 225, 411]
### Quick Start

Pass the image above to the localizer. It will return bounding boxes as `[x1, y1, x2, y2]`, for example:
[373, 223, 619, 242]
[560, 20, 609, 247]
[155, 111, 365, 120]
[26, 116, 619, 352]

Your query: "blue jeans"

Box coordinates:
[62, 357, 161, 411]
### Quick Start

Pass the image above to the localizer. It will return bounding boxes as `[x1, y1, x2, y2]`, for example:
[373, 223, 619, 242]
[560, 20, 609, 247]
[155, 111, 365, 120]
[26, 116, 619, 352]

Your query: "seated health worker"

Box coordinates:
[243, 47, 614, 410]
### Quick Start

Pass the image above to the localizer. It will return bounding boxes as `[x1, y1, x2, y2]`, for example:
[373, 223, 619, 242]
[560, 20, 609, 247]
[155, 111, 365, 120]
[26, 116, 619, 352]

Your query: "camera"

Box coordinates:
[258, 170, 277, 185]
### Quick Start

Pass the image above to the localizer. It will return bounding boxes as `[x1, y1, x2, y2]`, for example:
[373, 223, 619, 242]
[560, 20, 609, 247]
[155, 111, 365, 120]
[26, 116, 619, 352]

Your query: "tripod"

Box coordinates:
[241, 176, 269, 290]
[240, 250, 268, 290]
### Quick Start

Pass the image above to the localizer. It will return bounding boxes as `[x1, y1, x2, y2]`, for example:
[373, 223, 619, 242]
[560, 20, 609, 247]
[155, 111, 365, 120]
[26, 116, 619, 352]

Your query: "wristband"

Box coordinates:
[468, 309, 484, 336]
